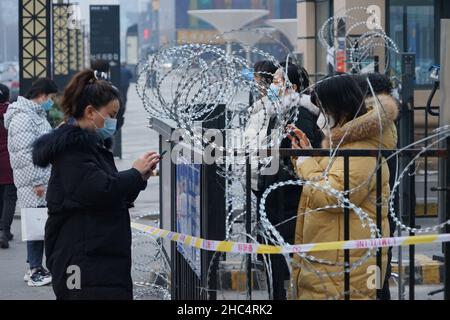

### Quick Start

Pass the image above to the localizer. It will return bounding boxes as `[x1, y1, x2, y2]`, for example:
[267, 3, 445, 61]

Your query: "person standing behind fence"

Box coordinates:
[258, 64, 323, 300]
[119, 62, 133, 116]
[244, 60, 278, 193]
[32, 69, 160, 300]
[288, 74, 398, 299]
[0, 84, 18, 249]
[3, 78, 58, 286]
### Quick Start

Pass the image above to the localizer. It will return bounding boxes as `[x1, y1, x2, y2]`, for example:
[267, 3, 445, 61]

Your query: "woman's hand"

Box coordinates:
[133, 151, 161, 180]
[287, 124, 312, 149]
[33, 185, 45, 198]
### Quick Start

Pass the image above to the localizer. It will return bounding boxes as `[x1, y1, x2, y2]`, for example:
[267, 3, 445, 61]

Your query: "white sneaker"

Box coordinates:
[24, 270, 31, 282]
[27, 268, 52, 287]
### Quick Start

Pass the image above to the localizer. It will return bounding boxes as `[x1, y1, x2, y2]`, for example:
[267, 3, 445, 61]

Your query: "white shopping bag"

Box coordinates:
[21, 208, 48, 241]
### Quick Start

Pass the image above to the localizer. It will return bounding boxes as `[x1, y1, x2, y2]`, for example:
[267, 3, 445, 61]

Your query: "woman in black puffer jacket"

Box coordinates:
[32, 70, 160, 300]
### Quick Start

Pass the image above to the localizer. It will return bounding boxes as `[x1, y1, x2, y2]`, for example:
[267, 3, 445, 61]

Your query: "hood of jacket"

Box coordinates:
[3, 96, 47, 130]
[278, 93, 321, 117]
[33, 124, 104, 168]
[299, 94, 321, 117]
[323, 94, 399, 149]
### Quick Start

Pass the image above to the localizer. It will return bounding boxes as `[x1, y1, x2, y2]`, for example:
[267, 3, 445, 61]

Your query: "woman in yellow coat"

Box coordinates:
[288, 74, 398, 300]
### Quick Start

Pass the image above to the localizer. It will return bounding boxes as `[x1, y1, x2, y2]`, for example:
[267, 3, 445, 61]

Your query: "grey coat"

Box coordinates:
[3, 96, 52, 208]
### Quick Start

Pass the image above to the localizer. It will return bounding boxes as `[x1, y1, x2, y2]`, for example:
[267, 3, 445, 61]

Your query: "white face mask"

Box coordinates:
[391, 88, 400, 101]
[324, 114, 336, 128]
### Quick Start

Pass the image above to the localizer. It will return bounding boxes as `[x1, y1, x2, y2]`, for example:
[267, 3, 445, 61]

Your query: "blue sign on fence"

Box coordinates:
[176, 163, 202, 278]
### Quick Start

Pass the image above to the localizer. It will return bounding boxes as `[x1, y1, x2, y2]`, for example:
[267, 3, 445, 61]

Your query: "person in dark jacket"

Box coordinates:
[32, 69, 160, 300]
[120, 62, 133, 110]
[257, 65, 323, 300]
[0, 83, 18, 249]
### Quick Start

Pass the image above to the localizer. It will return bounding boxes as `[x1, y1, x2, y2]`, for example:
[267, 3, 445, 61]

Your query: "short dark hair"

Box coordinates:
[281, 64, 310, 93]
[253, 60, 277, 88]
[312, 74, 367, 127]
[0, 83, 10, 103]
[25, 78, 58, 100]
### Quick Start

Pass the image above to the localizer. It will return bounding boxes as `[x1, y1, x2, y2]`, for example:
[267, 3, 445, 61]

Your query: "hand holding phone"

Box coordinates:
[287, 124, 312, 149]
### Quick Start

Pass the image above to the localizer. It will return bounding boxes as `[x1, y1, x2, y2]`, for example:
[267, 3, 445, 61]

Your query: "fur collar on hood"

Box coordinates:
[33, 124, 108, 168]
[279, 93, 321, 116]
[323, 94, 399, 148]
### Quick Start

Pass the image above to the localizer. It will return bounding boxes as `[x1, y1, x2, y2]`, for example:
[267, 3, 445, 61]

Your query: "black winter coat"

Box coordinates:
[257, 106, 323, 244]
[32, 124, 147, 300]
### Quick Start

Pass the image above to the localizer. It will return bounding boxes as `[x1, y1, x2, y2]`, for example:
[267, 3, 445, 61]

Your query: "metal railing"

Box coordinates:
[242, 144, 450, 300]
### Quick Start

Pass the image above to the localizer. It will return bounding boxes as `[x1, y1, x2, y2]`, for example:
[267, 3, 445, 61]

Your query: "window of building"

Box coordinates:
[388, 0, 437, 86]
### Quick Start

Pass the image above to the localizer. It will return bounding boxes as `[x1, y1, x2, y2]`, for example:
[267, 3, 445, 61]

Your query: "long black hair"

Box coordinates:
[311, 74, 367, 127]
[25, 78, 58, 100]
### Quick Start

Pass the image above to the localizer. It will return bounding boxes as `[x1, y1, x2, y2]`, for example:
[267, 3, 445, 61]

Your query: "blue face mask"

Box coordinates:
[93, 110, 117, 140]
[242, 68, 254, 81]
[41, 99, 54, 111]
[267, 83, 281, 102]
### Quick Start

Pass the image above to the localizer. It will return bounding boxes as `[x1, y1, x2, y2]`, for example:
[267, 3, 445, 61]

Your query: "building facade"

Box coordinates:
[297, 0, 450, 88]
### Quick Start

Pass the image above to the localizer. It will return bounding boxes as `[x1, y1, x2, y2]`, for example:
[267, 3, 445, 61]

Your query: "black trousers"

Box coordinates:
[0, 184, 17, 233]
[254, 189, 290, 300]
[379, 158, 400, 300]
[266, 254, 289, 300]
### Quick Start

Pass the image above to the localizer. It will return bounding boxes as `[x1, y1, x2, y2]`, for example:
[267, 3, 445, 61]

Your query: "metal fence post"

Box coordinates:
[398, 52, 416, 300]
[245, 154, 252, 300]
[344, 156, 350, 300]
[443, 137, 450, 300]
[376, 155, 383, 299]
[444, 138, 450, 300]
[439, 19, 450, 300]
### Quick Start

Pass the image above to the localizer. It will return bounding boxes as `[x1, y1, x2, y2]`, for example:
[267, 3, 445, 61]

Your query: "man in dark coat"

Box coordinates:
[32, 123, 150, 300]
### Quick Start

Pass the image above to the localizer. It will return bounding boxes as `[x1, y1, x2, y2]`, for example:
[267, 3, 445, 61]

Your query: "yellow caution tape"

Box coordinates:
[131, 222, 450, 255]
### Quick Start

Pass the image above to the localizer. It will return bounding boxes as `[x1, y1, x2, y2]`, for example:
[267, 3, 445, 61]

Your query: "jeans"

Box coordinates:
[27, 241, 44, 270]
[0, 184, 17, 233]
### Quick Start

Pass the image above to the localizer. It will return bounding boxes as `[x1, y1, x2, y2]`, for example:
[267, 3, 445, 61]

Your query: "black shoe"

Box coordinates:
[0, 231, 9, 249]
[5, 231, 13, 241]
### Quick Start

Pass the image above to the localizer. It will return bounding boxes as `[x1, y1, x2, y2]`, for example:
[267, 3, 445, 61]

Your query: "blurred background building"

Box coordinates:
[2, 0, 450, 99]
[133, 0, 297, 60]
